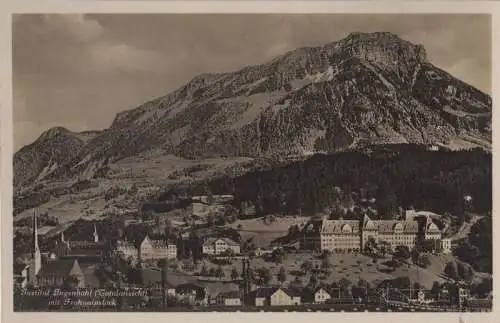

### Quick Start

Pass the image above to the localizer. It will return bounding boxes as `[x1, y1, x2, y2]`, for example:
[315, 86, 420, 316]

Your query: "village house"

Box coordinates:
[202, 237, 241, 256]
[247, 287, 302, 306]
[175, 283, 207, 306]
[415, 290, 434, 304]
[115, 239, 139, 260]
[314, 286, 334, 304]
[139, 235, 177, 261]
[191, 195, 234, 218]
[214, 291, 242, 306]
[13, 263, 30, 289]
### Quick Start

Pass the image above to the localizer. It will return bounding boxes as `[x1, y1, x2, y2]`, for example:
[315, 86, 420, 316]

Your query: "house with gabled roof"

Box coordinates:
[139, 235, 177, 261]
[36, 259, 85, 287]
[215, 290, 242, 306]
[202, 237, 240, 255]
[313, 285, 334, 304]
[13, 263, 30, 289]
[246, 287, 302, 306]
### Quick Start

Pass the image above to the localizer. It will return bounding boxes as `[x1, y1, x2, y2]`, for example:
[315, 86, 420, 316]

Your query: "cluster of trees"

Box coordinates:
[14, 212, 59, 228]
[192, 146, 491, 218]
[199, 264, 229, 278]
[443, 261, 475, 282]
[94, 251, 139, 287]
[453, 217, 492, 273]
[14, 180, 100, 215]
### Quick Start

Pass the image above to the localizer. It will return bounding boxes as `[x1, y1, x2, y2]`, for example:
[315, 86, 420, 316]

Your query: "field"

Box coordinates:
[13, 153, 253, 225]
[176, 251, 468, 290]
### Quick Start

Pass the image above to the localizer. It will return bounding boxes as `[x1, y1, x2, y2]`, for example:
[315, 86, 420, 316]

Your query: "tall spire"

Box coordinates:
[33, 209, 41, 275]
[93, 222, 99, 243]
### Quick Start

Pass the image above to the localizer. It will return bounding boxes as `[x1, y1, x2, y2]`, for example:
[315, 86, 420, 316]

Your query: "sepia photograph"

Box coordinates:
[10, 12, 492, 313]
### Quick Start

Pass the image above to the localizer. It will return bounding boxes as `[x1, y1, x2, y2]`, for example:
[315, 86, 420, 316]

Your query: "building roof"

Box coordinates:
[247, 287, 301, 299]
[377, 220, 419, 233]
[425, 218, 441, 233]
[248, 287, 278, 299]
[314, 285, 334, 296]
[67, 240, 105, 249]
[13, 263, 29, 275]
[204, 237, 239, 247]
[321, 219, 360, 234]
[53, 241, 104, 258]
[201, 282, 239, 297]
[142, 236, 176, 249]
[176, 282, 205, 293]
[283, 287, 303, 297]
[37, 259, 82, 277]
[217, 290, 241, 299]
[361, 215, 419, 233]
[116, 240, 138, 250]
[37, 226, 56, 236]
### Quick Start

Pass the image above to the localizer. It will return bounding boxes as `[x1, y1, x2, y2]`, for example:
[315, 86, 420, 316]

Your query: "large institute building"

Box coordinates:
[320, 213, 451, 254]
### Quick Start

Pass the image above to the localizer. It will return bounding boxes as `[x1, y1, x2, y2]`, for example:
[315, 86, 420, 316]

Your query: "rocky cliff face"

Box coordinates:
[14, 32, 491, 187]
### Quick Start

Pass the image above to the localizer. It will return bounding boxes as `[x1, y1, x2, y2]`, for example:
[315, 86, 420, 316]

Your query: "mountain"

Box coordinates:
[14, 32, 492, 188]
[13, 127, 101, 187]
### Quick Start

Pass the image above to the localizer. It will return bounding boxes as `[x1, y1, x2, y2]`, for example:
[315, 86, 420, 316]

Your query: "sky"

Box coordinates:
[12, 14, 492, 151]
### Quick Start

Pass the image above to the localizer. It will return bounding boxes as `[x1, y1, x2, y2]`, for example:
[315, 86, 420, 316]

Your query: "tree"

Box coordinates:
[431, 281, 441, 299]
[207, 215, 214, 226]
[376, 180, 398, 219]
[290, 276, 303, 288]
[256, 267, 271, 286]
[364, 236, 377, 255]
[301, 260, 313, 274]
[411, 248, 420, 264]
[200, 265, 209, 276]
[338, 278, 352, 296]
[422, 239, 436, 253]
[392, 276, 411, 290]
[288, 225, 300, 237]
[272, 248, 286, 264]
[444, 262, 458, 280]
[321, 257, 331, 272]
[378, 241, 390, 257]
[308, 274, 318, 288]
[277, 267, 287, 285]
[420, 255, 431, 269]
[215, 266, 225, 278]
[231, 267, 239, 280]
[356, 279, 369, 298]
[457, 262, 474, 283]
[394, 245, 411, 262]
[471, 278, 492, 298]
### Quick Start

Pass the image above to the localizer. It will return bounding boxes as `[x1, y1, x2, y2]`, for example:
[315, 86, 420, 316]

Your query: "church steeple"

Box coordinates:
[33, 209, 41, 275]
[93, 223, 99, 243]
